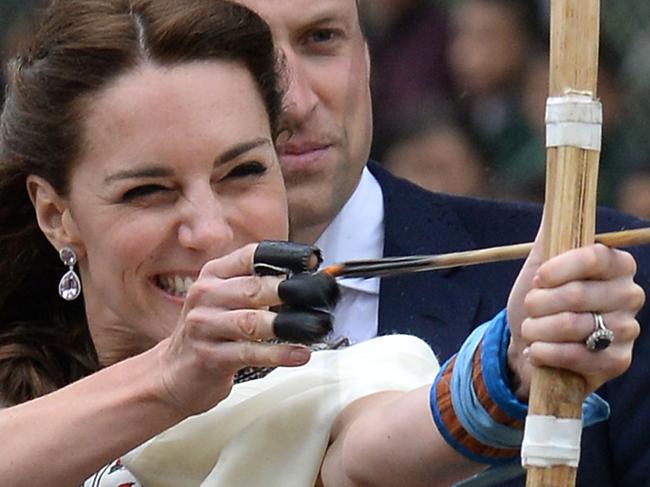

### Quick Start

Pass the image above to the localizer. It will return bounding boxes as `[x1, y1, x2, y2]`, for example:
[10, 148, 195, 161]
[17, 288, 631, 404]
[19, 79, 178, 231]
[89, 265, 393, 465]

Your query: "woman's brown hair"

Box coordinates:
[0, 0, 283, 406]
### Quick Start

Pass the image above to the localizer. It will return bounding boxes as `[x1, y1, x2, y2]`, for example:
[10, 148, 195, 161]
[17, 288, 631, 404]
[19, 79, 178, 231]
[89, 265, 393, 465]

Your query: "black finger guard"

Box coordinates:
[273, 309, 333, 344]
[278, 273, 340, 309]
[253, 240, 323, 276]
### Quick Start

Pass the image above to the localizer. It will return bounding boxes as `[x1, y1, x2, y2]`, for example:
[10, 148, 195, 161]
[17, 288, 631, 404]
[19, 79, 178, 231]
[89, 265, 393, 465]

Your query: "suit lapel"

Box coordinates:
[370, 162, 483, 359]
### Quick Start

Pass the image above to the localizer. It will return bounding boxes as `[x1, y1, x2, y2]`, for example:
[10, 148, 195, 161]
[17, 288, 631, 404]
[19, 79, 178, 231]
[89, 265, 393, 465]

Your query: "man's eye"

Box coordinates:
[302, 28, 345, 53]
[310, 29, 337, 44]
[121, 184, 170, 202]
[223, 162, 267, 180]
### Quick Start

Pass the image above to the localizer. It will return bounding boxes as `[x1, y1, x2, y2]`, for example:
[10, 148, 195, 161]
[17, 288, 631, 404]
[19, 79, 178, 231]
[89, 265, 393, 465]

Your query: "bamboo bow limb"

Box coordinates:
[525, 1, 601, 486]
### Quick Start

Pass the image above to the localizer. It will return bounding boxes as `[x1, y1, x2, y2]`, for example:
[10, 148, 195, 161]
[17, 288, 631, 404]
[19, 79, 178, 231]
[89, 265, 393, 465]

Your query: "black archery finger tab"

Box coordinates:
[273, 308, 333, 344]
[278, 273, 340, 309]
[254, 242, 338, 345]
[253, 240, 323, 276]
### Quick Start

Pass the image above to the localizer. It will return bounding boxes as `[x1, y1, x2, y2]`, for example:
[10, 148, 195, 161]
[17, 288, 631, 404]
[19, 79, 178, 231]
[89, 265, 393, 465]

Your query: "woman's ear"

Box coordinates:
[26, 175, 83, 252]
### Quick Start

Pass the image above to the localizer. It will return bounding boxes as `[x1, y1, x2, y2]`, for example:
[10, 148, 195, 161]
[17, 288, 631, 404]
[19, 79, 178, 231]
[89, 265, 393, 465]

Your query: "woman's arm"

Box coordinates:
[0, 245, 312, 486]
[0, 347, 182, 486]
[321, 387, 483, 487]
[322, 242, 643, 487]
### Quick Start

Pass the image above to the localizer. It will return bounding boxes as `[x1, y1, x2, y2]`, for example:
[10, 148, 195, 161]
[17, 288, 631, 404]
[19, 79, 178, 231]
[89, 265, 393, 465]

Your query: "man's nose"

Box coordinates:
[281, 50, 318, 126]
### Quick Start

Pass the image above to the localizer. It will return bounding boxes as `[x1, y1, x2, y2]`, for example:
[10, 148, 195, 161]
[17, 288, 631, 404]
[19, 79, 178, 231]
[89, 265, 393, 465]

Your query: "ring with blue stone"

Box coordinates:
[585, 312, 614, 351]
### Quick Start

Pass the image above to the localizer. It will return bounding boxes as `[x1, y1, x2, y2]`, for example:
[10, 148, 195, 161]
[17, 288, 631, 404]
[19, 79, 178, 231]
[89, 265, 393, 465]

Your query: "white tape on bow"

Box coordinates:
[521, 415, 582, 467]
[546, 93, 603, 151]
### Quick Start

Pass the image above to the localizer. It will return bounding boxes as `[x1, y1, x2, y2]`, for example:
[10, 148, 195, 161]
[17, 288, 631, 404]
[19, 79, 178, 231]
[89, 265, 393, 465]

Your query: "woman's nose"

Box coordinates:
[177, 192, 233, 252]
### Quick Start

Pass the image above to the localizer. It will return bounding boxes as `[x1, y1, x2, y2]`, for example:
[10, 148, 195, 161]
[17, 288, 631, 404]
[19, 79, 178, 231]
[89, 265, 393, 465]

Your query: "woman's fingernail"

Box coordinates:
[289, 346, 311, 364]
[523, 347, 531, 359]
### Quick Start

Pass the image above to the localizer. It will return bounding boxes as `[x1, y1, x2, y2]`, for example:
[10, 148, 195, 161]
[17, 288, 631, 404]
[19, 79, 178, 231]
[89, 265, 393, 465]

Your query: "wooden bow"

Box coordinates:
[525, 1, 601, 486]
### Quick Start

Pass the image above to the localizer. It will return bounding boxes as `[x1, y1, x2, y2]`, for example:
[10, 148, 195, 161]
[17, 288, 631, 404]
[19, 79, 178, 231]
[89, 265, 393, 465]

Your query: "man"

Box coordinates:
[237, 1, 650, 485]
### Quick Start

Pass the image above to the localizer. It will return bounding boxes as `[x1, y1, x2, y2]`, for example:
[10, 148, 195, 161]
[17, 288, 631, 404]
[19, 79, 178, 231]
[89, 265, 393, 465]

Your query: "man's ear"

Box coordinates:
[26, 175, 83, 253]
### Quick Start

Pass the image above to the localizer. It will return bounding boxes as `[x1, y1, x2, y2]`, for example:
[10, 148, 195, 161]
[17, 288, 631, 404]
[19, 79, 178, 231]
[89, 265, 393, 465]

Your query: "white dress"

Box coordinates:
[86, 335, 438, 487]
[125, 335, 437, 487]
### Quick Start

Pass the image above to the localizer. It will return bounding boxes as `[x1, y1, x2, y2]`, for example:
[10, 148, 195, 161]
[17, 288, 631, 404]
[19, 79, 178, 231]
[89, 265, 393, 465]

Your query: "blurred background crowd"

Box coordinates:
[2, 0, 650, 218]
[360, 0, 650, 219]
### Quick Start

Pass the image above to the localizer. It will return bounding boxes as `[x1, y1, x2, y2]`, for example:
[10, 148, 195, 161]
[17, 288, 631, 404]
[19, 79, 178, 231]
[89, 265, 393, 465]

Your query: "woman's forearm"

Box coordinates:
[321, 386, 484, 487]
[0, 344, 183, 487]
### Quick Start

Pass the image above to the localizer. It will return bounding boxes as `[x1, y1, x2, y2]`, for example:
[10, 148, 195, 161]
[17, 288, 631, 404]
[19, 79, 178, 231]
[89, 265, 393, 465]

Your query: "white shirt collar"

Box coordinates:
[316, 167, 384, 294]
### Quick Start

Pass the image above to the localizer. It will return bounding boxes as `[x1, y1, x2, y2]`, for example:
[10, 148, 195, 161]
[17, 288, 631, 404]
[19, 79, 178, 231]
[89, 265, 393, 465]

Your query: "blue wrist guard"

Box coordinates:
[431, 309, 610, 465]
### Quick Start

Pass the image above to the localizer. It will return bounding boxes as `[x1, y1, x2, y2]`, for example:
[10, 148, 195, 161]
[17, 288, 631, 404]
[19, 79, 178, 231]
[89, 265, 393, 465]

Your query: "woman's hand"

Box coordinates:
[153, 244, 313, 417]
[507, 239, 644, 399]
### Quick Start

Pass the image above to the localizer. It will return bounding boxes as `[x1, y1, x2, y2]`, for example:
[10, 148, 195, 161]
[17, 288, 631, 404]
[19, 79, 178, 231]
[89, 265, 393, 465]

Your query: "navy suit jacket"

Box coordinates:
[369, 162, 650, 486]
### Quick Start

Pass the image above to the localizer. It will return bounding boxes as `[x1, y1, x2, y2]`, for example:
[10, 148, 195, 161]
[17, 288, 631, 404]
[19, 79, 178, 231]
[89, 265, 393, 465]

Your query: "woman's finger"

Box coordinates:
[534, 245, 637, 288]
[526, 341, 633, 393]
[184, 274, 284, 310]
[199, 243, 260, 279]
[192, 340, 311, 370]
[182, 308, 277, 342]
[524, 277, 644, 317]
[520, 311, 641, 345]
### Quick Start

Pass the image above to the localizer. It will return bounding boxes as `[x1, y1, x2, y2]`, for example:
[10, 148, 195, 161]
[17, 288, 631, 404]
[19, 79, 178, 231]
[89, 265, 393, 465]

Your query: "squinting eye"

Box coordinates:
[121, 184, 170, 202]
[223, 161, 267, 180]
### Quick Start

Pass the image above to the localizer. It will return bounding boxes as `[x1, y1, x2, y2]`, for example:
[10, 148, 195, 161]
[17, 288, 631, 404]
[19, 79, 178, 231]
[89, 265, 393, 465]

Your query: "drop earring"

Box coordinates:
[58, 246, 81, 301]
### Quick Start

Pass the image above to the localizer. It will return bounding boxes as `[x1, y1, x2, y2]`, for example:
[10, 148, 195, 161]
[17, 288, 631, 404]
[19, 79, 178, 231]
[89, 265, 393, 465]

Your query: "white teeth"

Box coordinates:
[174, 276, 184, 293]
[159, 275, 195, 297]
[183, 277, 194, 290]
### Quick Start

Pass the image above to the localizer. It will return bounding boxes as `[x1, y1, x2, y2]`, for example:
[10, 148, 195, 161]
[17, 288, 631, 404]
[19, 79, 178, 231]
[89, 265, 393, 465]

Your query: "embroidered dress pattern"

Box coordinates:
[82, 458, 143, 487]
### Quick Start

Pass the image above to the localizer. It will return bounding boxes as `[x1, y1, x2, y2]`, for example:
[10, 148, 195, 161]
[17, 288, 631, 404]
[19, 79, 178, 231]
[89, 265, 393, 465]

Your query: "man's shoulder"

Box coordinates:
[368, 161, 648, 245]
[368, 160, 538, 214]
[368, 161, 542, 248]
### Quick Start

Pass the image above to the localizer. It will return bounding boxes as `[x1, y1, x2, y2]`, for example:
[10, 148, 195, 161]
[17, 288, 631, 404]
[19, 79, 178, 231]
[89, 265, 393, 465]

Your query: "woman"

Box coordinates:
[0, 0, 642, 486]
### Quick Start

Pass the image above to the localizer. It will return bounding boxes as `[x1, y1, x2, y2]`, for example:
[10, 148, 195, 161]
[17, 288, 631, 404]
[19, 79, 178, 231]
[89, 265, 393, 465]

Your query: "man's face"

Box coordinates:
[238, 0, 373, 244]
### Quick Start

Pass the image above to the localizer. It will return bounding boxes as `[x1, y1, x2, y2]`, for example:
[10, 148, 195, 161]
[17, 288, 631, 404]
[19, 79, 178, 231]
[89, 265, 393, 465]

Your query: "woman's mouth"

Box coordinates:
[156, 275, 196, 298]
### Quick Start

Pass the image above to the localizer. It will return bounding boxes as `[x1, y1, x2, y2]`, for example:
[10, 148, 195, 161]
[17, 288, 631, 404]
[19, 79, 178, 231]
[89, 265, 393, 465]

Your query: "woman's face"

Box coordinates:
[64, 61, 288, 360]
